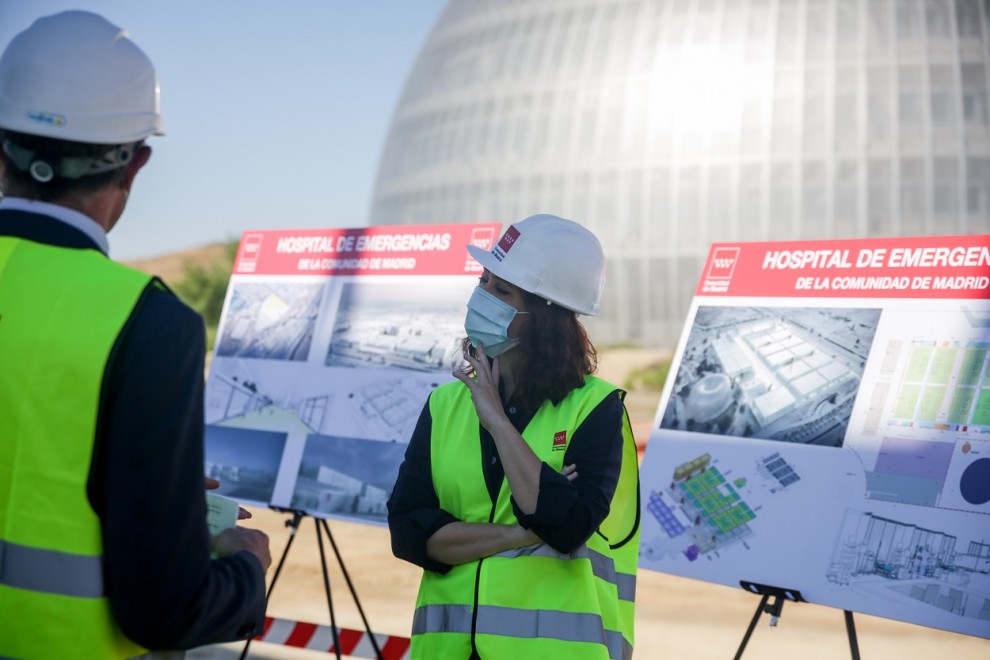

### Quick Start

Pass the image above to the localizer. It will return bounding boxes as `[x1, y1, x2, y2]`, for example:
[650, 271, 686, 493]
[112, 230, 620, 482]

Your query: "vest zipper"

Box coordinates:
[468, 501, 499, 660]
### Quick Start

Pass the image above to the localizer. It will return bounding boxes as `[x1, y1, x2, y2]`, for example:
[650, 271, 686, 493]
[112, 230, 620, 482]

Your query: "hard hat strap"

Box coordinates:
[2, 139, 138, 183]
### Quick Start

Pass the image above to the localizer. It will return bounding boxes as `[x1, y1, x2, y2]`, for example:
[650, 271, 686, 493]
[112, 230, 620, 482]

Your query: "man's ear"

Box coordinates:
[123, 144, 152, 191]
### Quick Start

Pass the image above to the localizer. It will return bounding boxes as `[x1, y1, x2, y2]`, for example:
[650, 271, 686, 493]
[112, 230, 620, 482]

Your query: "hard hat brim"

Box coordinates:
[467, 243, 525, 291]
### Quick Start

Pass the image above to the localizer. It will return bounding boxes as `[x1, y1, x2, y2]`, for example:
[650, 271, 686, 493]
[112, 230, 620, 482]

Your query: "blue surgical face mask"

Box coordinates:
[464, 286, 527, 357]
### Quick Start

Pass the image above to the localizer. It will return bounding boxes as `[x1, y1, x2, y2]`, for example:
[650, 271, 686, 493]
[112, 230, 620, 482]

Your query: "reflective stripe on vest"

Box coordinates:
[414, 603, 631, 660]
[0, 539, 104, 598]
[491, 542, 636, 603]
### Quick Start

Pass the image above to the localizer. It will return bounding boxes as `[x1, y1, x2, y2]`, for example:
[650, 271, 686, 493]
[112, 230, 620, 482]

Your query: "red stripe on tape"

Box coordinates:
[333, 627, 363, 654]
[382, 634, 411, 660]
[283, 621, 317, 648]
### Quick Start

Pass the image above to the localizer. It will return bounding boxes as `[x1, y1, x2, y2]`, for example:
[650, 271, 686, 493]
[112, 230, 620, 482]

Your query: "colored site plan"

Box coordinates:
[639, 237, 990, 640]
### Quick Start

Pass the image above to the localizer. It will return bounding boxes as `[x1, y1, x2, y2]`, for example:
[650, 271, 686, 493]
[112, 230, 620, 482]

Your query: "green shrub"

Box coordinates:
[173, 239, 238, 350]
[624, 357, 672, 391]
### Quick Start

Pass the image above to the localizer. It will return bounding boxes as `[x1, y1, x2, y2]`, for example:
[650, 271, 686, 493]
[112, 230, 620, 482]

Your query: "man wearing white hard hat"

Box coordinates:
[0, 11, 270, 658]
[388, 214, 640, 659]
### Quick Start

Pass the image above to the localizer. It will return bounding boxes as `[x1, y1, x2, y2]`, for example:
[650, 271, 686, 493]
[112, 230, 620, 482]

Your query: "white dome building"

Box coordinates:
[686, 373, 734, 423]
[370, 0, 990, 346]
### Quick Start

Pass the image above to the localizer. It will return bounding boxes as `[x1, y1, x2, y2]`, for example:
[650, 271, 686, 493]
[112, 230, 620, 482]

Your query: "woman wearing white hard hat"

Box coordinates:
[388, 214, 640, 660]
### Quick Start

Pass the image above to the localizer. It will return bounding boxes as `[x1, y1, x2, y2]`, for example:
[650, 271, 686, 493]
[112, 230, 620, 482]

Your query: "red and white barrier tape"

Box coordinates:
[255, 617, 410, 659]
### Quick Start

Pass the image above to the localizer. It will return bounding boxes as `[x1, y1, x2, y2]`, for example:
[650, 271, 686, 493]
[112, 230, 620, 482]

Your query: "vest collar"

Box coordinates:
[0, 197, 109, 255]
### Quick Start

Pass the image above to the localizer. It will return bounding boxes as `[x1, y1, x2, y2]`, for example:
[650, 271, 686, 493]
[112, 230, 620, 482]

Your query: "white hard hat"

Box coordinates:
[0, 10, 163, 144]
[467, 214, 606, 316]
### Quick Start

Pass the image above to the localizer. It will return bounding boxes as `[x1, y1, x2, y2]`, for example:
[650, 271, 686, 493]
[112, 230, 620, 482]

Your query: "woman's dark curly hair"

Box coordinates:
[462, 287, 598, 415]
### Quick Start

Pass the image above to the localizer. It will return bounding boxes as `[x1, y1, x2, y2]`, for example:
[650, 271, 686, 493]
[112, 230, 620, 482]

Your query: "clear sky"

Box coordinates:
[0, 0, 447, 260]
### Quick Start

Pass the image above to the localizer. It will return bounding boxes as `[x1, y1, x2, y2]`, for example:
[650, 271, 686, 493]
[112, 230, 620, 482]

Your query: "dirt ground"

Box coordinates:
[189, 349, 990, 659]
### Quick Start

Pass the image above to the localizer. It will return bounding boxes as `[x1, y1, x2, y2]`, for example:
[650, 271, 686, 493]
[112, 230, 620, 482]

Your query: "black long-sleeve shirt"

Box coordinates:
[387, 386, 625, 574]
[0, 208, 266, 650]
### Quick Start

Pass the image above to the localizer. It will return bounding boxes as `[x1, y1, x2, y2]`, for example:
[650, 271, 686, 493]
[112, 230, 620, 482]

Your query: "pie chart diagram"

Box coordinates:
[960, 458, 990, 505]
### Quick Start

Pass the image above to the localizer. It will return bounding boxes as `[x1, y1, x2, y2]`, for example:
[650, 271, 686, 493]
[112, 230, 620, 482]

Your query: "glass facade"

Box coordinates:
[370, 0, 990, 347]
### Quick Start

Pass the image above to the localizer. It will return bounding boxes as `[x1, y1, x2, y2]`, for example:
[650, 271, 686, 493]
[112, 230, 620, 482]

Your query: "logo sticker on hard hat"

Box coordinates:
[26, 111, 66, 127]
[492, 225, 521, 262]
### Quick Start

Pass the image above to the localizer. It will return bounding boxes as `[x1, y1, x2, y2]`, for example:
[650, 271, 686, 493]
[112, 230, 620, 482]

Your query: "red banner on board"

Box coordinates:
[697, 234, 990, 299]
[232, 223, 502, 276]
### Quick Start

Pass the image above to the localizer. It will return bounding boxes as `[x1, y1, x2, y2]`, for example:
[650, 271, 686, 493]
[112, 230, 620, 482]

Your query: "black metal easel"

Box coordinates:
[239, 508, 384, 660]
[734, 581, 860, 660]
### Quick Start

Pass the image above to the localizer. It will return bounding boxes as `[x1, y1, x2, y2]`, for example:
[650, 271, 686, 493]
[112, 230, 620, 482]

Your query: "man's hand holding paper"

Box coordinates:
[205, 482, 272, 572]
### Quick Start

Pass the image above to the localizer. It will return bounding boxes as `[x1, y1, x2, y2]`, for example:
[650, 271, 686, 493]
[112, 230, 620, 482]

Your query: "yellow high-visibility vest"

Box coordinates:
[412, 376, 640, 659]
[0, 236, 153, 659]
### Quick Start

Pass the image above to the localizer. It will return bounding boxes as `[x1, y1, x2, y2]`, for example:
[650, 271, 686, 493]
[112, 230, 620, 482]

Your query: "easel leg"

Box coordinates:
[315, 517, 343, 660]
[733, 592, 769, 660]
[240, 510, 304, 660]
[320, 518, 384, 660]
[844, 610, 861, 660]
[238, 512, 384, 660]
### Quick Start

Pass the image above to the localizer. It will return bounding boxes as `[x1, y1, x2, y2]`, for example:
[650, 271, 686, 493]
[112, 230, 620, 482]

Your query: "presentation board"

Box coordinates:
[638, 234, 990, 639]
[204, 223, 499, 525]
